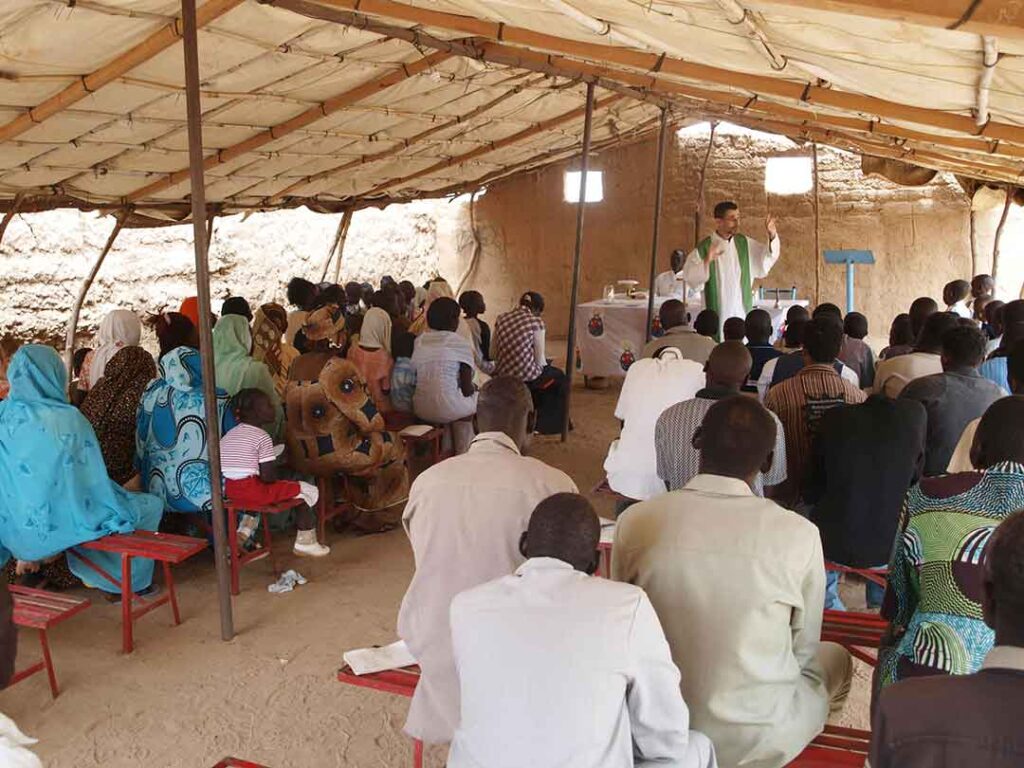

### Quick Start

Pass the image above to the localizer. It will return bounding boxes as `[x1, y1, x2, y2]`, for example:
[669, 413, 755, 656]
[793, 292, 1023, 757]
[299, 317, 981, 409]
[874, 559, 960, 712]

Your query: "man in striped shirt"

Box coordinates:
[765, 316, 866, 508]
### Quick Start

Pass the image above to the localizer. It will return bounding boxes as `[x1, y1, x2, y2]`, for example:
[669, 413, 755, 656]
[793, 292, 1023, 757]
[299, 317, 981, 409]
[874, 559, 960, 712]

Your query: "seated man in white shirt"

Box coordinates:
[641, 299, 717, 364]
[397, 376, 578, 745]
[615, 396, 852, 768]
[449, 493, 716, 768]
[874, 311, 959, 398]
[604, 347, 704, 502]
[654, 249, 687, 299]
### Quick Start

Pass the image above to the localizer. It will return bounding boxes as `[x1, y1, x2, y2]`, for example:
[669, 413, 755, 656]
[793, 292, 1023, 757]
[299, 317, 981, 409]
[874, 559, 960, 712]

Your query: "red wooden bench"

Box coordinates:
[825, 562, 888, 589]
[788, 725, 870, 766]
[338, 663, 423, 768]
[71, 531, 207, 654]
[821, 609, 887, 667]
[8, 586, 91, 698]
[225, 497, 305, 595]
[212, 760, 270, 767]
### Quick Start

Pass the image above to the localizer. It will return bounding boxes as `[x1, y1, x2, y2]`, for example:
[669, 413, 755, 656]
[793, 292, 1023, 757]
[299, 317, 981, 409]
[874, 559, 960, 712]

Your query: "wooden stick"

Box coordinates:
[454, 191, 483, 295]
[0, 0, 244, 143]
[645, 108, 670, 343]
[320, 214, 348, 282]
[0, 193, 25, 248]
[332, 208, 354, 283]
[813, 143, 822, 307]
[562, 81, 596, 443]
[301, 0, 1024, 145]
[205, 213, 216, 256]
[64, 212, 127, 375]
[124, 50, 453, 203]
[992, 185, 1015, 291]
[694, 123, 717, 248]
[970, 207, 978, 278]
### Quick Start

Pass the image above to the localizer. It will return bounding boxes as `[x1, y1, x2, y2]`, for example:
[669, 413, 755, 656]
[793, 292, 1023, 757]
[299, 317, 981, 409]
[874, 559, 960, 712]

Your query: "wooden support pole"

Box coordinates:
[694, 123, 717, 248]
[562, 82, 596, 443]
[320, 214, 347, 282]
[992, 185, 1015, 292]
[970, 208, 978, 278]
[0, 0, 244, 143]
[181, 0, 234, 642]
[332, 209, 354, 283]
[64, 212, 127, 376]
[0, 194, 24, 248]
[813, 143, 822, 307]
[645, 109, 670, 344]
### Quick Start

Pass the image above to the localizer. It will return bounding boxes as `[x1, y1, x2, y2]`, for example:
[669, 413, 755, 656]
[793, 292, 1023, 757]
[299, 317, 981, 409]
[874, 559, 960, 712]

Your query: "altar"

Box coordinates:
[574, 296, 809, 378]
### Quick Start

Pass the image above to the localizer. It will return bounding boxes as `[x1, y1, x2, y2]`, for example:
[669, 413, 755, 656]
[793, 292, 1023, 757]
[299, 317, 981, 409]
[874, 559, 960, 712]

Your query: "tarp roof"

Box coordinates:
[2, 0, 1023, 225]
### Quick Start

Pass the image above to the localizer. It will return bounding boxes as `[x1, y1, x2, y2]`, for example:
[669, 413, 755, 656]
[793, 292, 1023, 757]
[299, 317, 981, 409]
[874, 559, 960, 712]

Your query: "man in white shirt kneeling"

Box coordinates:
[449, 492, 716, 768]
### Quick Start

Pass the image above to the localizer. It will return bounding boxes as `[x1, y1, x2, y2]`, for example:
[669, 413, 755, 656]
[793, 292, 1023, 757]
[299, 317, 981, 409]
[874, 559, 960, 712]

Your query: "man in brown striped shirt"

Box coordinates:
[765, 316, 866, 507]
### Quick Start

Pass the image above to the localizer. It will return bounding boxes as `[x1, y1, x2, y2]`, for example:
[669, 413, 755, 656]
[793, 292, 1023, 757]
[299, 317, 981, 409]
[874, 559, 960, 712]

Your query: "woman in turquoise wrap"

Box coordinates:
[0, 346, 161, 594]
[137, 345, 235, 515]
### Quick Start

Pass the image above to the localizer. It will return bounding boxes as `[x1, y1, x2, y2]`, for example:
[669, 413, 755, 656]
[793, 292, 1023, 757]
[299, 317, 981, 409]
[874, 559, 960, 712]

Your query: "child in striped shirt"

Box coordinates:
[221, 389, 329, 557]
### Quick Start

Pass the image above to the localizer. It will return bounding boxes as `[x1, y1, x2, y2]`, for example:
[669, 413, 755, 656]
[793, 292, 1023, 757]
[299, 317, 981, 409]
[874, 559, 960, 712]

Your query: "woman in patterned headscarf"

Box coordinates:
[409, 279, 454, 336]
[81, 346, 157, 487]
[251, 303, 297, 398]
[136, 345, 235, 517]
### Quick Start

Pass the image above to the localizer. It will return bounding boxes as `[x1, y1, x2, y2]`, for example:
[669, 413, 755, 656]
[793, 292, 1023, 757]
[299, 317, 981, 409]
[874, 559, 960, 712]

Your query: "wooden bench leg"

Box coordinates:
[260, 513, 278, 578]
[413, 739, 423, 768]
[164, 562, 182, 626]
[39, 628, 59, 699]
[228, 514, 242, 597]
[122, 553, 134, 655]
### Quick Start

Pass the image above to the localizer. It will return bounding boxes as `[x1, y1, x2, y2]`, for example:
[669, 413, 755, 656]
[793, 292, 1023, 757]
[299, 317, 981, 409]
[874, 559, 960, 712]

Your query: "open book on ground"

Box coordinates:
[343, 640, 417, 676]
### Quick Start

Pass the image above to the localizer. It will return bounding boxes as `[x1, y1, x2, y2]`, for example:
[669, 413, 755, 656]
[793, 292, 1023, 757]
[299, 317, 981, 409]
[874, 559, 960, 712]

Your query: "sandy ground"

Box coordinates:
[0, 379, 873, 768]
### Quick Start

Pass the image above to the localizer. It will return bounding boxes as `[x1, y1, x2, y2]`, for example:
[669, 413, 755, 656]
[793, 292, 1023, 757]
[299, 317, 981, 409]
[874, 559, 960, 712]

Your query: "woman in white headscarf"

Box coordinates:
[80, 310, 142, 391]
[347, 307, 394, 412]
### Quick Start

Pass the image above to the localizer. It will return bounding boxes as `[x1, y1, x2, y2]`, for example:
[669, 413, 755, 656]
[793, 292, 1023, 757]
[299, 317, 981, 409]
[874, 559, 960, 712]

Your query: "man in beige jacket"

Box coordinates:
[397, 376, 577, 744]
[614, 396, 852, 768]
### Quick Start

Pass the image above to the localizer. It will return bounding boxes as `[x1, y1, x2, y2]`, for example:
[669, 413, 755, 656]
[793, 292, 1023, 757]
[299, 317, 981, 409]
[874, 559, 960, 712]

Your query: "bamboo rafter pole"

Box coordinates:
[123, 50, 454, 203]
[265, 75, 549, 203]
[64, 211, 127, 376]
[180, 0, 234, 642]
[992, 184, 1015, 291]
[0, 0, 244, 144]
[752, 0, 1024, 39]
[320, 213, 348, 282]
[363, 94, 625, 197]
[295, 0, 1024, 146]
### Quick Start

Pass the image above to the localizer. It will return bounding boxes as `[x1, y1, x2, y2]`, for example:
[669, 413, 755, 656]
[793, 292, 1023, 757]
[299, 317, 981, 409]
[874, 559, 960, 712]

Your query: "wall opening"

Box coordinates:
[563, 170, 604, 203]
[764, 156, 813, 195]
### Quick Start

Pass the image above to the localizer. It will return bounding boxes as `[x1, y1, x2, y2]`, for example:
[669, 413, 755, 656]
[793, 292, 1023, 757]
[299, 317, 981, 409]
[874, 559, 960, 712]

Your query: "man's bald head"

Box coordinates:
[694, 396, 776, 485]
[971, 396, 1024, 469]
[476, 375, 535, 451]
[521, 493, 601, 574]
[706, 341, 752, 390]
[659, 299, 687, 332]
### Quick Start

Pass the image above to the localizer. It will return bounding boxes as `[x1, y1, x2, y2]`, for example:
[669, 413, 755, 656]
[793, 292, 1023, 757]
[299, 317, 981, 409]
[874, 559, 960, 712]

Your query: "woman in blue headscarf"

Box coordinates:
[137, 345, 235, 515]
[0, 346, 162, 595]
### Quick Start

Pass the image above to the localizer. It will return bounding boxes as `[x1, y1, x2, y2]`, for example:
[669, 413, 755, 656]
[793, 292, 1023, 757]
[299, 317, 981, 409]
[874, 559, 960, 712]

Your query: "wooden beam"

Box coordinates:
[300, 0, 1024, 145]
[362, 94, 624, 197]
[0, 0, 244, 144]
[755, 0, 1024, 39]
[124, 50, 453, 203]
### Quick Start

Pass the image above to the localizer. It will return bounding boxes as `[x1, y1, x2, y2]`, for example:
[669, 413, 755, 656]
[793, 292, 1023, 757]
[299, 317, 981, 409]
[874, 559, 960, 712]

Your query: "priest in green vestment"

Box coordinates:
[681, 201, 780, 337]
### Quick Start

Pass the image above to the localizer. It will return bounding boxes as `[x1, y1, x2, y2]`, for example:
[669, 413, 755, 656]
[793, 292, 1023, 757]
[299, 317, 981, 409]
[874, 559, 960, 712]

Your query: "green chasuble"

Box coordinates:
[697, 233, 754, 320]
